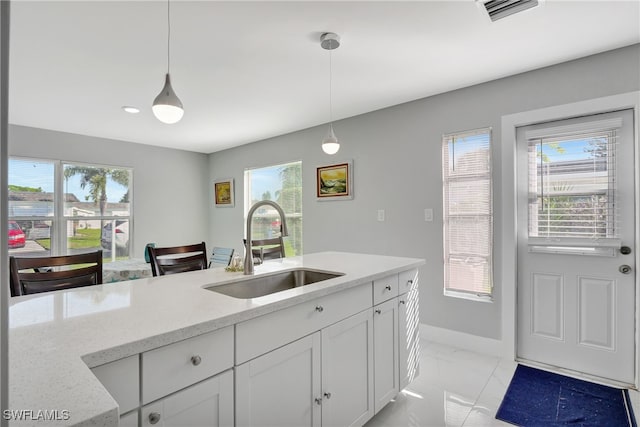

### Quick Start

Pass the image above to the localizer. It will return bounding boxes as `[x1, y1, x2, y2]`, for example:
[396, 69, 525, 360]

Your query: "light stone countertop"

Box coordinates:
[8, 251, 425, 426]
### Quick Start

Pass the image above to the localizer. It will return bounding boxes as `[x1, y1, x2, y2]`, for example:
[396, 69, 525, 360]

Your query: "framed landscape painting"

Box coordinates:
[316, 161, 353, 200]
[214, 178, 234, 207]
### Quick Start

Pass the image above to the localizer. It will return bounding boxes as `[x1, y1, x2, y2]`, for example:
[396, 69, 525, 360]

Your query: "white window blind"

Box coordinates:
[442, 128, 493, 299]
[525, 117, 621, 252]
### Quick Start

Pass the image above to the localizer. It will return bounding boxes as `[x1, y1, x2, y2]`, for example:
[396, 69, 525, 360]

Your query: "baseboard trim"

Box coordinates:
[420, 323, 504, 358]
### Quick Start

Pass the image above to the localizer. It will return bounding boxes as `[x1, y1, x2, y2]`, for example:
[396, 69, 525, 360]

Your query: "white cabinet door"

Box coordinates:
[398, 279, 420, 390]
[91, 354, 139, 414]
[236, 333, 321, 427]
[373, 298, 399, 413]
[141, 370, 233, 427]
[321, 309, 374, 427]
[119, 410, 138, 427]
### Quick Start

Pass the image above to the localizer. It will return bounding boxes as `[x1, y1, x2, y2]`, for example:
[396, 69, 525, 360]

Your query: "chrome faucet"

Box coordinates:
[244, 200, 289, 275]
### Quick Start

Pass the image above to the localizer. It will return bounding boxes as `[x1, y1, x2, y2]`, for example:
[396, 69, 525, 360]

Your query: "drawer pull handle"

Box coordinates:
[399, 300, 406, 305]
[149, 412, 161, 425]
[375, 309, 382, 314]
[385, 285, 392, 291]
[315, 397, 322, 405]
[191, 355, 202, 366]
[315, 306, 324, 313]
[324, 392, 332, 399]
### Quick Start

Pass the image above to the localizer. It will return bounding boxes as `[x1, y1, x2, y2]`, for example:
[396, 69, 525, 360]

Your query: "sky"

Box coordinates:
[8, 158, 129, 203]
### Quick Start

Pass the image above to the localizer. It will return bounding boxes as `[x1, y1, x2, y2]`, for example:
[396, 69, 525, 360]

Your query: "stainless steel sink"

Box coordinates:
[206, 268, 344, 299]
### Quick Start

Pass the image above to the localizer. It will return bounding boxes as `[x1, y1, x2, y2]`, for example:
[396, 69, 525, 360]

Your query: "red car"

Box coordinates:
[8, 221, 26, 249]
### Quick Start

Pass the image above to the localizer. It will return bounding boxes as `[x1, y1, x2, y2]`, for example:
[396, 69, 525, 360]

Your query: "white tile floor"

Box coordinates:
[365, 339, 640, 427]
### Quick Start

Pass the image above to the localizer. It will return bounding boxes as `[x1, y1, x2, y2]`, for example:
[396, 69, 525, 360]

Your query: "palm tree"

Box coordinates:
[64, 166, 129, 243]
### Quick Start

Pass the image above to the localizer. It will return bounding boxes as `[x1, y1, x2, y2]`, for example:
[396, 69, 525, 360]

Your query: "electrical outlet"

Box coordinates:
[377, 209, 385, 222]
[424, 208, 433, 222]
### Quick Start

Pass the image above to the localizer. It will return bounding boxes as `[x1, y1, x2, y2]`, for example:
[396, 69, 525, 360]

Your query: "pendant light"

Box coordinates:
[152, 0, 184, 124]
[320, 32, 340, 155]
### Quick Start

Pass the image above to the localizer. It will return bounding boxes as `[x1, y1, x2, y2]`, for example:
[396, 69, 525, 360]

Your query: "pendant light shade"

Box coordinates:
[152, 73, 184, 124]
[153, 0, 183, 124]
[320, 32, 341, 155]
[322, 124, 340, 155]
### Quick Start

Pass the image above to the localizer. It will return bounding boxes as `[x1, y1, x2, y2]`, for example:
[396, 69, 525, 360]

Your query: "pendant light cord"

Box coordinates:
[329, 47, 333, 124]
[166, 0, 171, 74]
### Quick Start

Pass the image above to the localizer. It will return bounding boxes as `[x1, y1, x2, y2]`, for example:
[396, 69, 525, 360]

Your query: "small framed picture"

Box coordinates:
[214, 178, 235, 207]
[316, 160, 353, 200]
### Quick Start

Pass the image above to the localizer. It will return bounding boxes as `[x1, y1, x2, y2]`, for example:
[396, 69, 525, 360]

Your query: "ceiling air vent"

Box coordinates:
[482, 0, 539, 22]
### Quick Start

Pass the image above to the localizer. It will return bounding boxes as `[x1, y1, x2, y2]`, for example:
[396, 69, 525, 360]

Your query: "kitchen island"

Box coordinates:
[8, 251, 424, 426]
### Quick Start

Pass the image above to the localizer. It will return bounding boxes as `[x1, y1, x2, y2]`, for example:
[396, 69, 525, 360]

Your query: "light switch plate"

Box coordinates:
[377, 209, 385, 222]
[424, 208, 433, 222]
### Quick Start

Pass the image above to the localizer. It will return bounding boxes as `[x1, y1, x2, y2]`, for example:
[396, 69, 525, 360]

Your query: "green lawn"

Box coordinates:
[36, 228, 102, 250]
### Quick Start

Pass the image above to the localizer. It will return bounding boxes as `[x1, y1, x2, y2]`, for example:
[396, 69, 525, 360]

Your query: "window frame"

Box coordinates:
[524, 117, 622, 249]
[8, 156, 133, 260]
[441, 127, 494, 302]
[243, 160, 303, 257]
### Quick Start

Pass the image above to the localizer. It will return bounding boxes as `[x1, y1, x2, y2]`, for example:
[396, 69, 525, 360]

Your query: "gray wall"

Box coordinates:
[8, 126, 210, 258]
[209, 44, 640, 340]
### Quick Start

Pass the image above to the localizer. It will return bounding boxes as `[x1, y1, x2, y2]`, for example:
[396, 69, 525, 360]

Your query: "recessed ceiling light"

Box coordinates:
[122, 106, 140, 114]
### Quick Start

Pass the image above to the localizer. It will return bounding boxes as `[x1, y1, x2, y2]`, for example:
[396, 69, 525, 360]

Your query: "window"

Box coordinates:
[244, 161, 302, 256]
[442, 128, 493, 300]
[524, 115, 623, 256]
[8, 158, 132, 261]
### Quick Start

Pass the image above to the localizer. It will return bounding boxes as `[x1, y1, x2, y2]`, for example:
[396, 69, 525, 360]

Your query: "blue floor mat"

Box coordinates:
[496, 364, 636, 426]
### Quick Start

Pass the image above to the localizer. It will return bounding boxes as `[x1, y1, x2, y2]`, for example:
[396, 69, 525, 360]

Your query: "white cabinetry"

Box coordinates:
[373, 297, 399, 413]
[321, 309, 374, 427]
[236, 333, 321, 427]
[141, 370, 233, 427]
[398, 269, 420, 390]
[89, 267, 420, 427]
[92, 326, 234, 427]
[372, 269, 421, 412]
[235, 285, 374, 427]
[91, 354, 139, 423]
[141, 327, 234, 404]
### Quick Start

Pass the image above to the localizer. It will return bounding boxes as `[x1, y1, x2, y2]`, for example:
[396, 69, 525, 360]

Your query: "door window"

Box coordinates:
[524, 116, 623, 255]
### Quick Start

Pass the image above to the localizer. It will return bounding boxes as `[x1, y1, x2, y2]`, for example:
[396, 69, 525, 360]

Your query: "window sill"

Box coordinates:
[444, 289, 493, 303]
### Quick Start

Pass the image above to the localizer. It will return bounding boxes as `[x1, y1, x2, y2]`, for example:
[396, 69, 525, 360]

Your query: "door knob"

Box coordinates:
[620, 246, 632, 255]
[619, 265, 632, 274]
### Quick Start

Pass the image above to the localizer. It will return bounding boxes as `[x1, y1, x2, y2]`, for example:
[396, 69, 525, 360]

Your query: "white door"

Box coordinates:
[516, 109, 636, 385]
[235, 333, 321, 427]
[321, 309, 374, 427]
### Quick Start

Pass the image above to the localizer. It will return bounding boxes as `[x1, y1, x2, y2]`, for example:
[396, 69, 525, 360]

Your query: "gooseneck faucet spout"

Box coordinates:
[244, 200, 289, 275]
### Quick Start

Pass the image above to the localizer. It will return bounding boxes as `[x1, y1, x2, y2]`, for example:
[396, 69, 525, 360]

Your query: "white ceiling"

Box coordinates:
[8, 1, 640, 154]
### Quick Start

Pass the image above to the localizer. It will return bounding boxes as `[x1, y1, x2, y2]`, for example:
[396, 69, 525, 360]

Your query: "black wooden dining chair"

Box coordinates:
[10, 250, 103, 297]
[243, 237, 285, 263]
[148, 242, 208, 276]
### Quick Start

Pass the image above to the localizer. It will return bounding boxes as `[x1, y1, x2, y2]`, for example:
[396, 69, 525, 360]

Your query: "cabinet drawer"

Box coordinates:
[142, 326, 234, 404]
[91, 354, 139, 414]
[398, 269, 419, 295]
[373, 274, 399, 305]
[236, 284, 372, 364]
